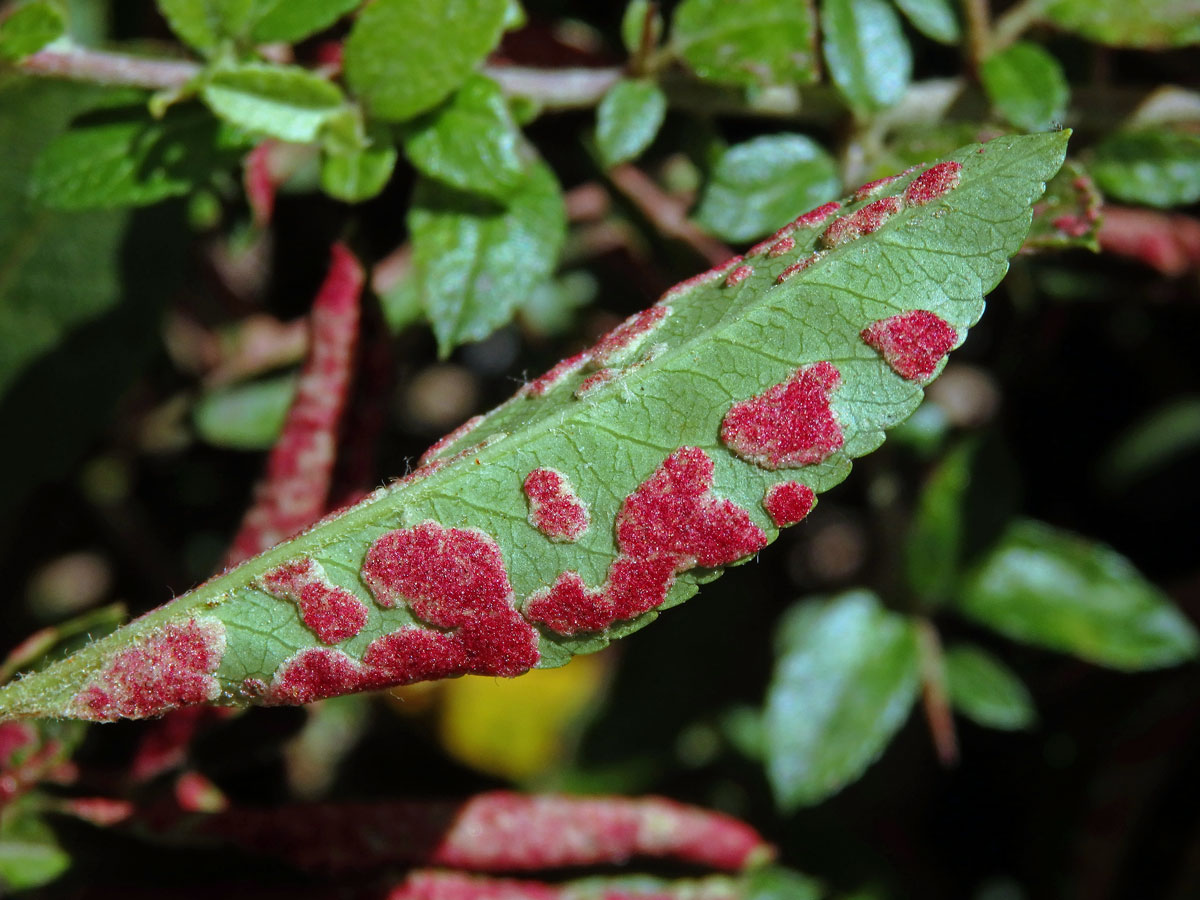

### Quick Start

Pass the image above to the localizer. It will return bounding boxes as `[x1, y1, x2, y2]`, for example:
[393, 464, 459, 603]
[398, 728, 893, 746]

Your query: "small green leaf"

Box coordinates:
[156, 0, 254, 53]
[321, 141, 398, 202]
[1098, 396, 1200, 491]
[980, 42, 1069, 132]
[193, 373, 298, 450]
[201, 63, 346, 143]
[410, 156, 566, 354]
[518, 271, 597, 338]
[401, 75, 527, 201]
[904, 439, 973, 605]
[0, 815, 71, 892]
[958, 519, 1200, 670]
[944, 643, 1035, 730]
[31, 106, 249, 210]
[595, 78, 667, 168]
[765, 591, 921, 808]
[671, 0, 819, 88]
[890, 0, 959, 44]
[694, 134, 840, 242]
[744, 866, 825, 900]
[0, 1, 65, 61]
[1043, 0, 1200, 48]
[621, 0, 662, 55]
[1023, 159, 1102, 252]
[248, 0, 361, 43]
[822, 0, 913, 114]
[344, 0, 509, 122]
[1090, 129, 1200, 208]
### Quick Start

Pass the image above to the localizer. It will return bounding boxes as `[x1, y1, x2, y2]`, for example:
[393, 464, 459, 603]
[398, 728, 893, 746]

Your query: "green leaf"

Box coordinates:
[0, 814, 71, 892]
[744, 866, 825, 900]
[0, 132, 1069, 722]
[344, 0, 509, 122]
[958, 519, 1200, 671]
[321, 141, 398, 202]
[1043, 0, 1200, 48]
[0, 1, 65, 61]
[248, 0, 361, 43]
[621, 0, 663, 55]
[1090, 129, 1200, 208]
[193, 373, 298, 450]
[671, 0, 819, 88]
[1023, 158, 1102, 252]
[944, 643, 1035, 731]
[31, 105, 249, 210]
[410, 155, 566, 355]
[1097, 396, 1200, 491]
[980, 42, 1069, 132]
[400, 75, 527, 201]
[694, 134, 840, 243]
[595, 78, 667, 168]
[822, 0, 913, 114]
[904, 439, 973, 605]
[765, 591, 921, 808]
[201, 63, 346, 143]
[156, 0, 254, 53]
[890, 0, 959, 43]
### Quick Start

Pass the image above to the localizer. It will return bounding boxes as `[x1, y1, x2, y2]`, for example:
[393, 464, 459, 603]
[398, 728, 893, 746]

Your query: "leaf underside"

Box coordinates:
[0, 132, 1069, 723]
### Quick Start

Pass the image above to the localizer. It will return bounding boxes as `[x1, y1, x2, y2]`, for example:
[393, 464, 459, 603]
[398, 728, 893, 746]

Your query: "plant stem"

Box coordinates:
[961, 0, 992, 71]
[20, 45, 200, 89]
[991, 0, 1047, 51]
[608, 164, 733, 266]
[916, 618, 958, 766]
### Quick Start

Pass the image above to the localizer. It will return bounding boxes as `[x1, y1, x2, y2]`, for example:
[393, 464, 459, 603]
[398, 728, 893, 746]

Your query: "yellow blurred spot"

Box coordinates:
[438, 653, 609, 781]
[384, 679, 442, 715]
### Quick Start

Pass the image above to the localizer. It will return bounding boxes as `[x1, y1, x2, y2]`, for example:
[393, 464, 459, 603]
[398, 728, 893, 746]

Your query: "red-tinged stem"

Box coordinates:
[20, 46, 200, 89]
[243, 141, 278, 229]
[224, 243, 364, 567]
[183, 792, 773, 874]
[1097, 206, 1200, 277]
[204, 314, 310, 387]
[608, 164, 733, 266]
[916, 619, 958, 767]
[388, 871, 742, 900]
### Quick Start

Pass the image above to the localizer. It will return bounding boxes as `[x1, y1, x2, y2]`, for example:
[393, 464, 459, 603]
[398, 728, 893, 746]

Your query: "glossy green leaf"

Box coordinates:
[671, 0, 819, 88]
[595, 78, 667, 168]
[249, 0, 361, 42]
[822, 0, 913, 114]
[201, 64, 346, 143]
[765, 591, 921, 808]
[981, 42, 1069, 132]
[904, 440, 973, 605]
[621, 0, 663, 55]
[0, 132, 1068, 722]
[944, 643, 1035, 730]
[156, 0, 254, 53]
[31, 105, 249, 210]
[958, 519, 1199, 670]
[344, 0, 509, 122]
[694, 134, 840, 242]
[193, 373, 298, 450]
[891, 0, 959, 44]
[1090, 129, 1200, 208]
[321, 141, 398, 202]
[409, 156, 566, 355]
[1043, 0, 1200, 48]
[401, 75, 527, 200]
[0, 814, 71, 892]
[0, 1, 65, 61]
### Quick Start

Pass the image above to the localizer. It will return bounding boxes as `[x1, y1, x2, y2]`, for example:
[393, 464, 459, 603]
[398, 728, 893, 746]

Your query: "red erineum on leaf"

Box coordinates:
[589, 306, 670, 367]
[904, 161, 963, 206]
[225, 243, 365, 567]
[763, 481, 816, 527]
[70, 619, 226, 721]
[720, 362, 844, 469]
[420, 415, 485, 467]
[775, 254, 819, 283]
[258, 557, 369, 645]
[767, 235, 796, 257]
[387, 871, 743, 899]
[724, 264, 753, 287]
[861, 310, 959, 381]
[853, 174, 902, 201]
[524, 468, 589, 542]
[656, 255, 743, 304]
[519, 350, 591, 398]
[821, 196, 904, 248]
[524, 447, 766, 635]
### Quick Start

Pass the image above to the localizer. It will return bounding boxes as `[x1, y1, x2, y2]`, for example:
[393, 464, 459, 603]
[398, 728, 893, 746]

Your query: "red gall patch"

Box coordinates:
[721, 362, 844, 469]
[519, 350, 591, 398]
[821, 196, 904, 248]
[747, 202, 843, 256]
[853, 174, 901, 201]
[724, 264, 753, 287]
[419, 415, 484, 467]
[264, 647, 362, 706]
[259, 557, 369, 645]
[656, 254, 743, 304]
[574, 368, 617, 399]
[71, 619, 226, 721]
[767, 235, 796, 258]
[763, 482, 816, 527]
[904, 161, 962, 207]
[589, 306, 670, 368]
[775, 254, 820, 284]
[525, 447, 766, 635]
[524, 468, 589, 542]
[860, 309, 959, 381]
[243, 141, 277, 228]
[0, 722, 35, 767]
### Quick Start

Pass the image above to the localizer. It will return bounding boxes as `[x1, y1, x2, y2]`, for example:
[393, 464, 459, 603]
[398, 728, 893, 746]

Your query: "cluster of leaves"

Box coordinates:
[1, 0, 1199, 897]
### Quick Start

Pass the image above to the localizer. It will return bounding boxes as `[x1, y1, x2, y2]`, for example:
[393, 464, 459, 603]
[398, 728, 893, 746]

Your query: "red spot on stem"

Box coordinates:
[721, 362, 843, 469]
[724, 264, 753, 287]
[775, 254, 820, 283]
[259, 557, 369, 645]
[525, 447, 766, 635]
[904, 161, 962, 206]
[861, 309, 958, 381]
[524, 469, 589, 542]
[821, 196, 903, 248]
[71, 619, 226, 721]
[589, 306, 670, 367]
[763, 482, 816, 527]
[419, 415, 485, 467]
